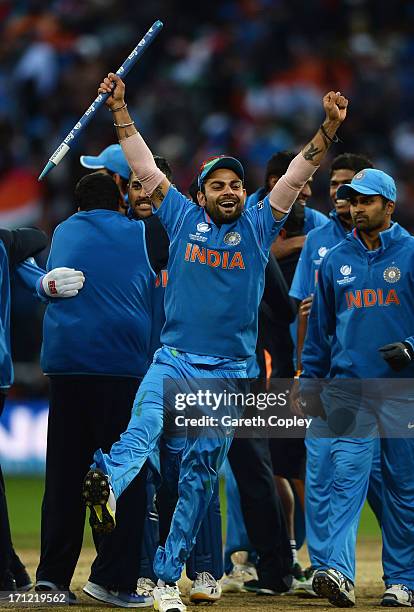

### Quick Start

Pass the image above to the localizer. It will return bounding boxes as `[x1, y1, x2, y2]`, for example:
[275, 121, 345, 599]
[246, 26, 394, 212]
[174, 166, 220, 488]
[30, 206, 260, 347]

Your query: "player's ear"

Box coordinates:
[386, 200, 395, 216]
[197, 190, 206, 207]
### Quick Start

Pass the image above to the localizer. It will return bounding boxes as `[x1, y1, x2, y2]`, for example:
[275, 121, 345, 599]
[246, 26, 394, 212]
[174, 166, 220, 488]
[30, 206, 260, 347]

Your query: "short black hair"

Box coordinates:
[188, 176, 199, 203]
[153, 155, 173, 181]
[128, 155, 173, 183]
[265, 151, 295, 186]
[75, 172, 120, 211]
[330, 153, 374, 176]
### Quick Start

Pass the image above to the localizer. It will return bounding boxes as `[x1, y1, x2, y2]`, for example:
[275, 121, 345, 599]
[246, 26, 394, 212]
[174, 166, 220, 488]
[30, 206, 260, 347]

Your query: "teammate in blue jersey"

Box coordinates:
[83, 72, 348, 612]
[301, 168, 414, 608]
[289, 154, 383, 592]
[0, 228, 84, 598]
[37, 173, 169, 608]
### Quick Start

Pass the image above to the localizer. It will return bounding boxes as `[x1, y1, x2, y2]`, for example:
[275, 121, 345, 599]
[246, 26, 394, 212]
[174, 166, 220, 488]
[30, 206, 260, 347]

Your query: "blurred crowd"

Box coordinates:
[1, 0, 414, 383]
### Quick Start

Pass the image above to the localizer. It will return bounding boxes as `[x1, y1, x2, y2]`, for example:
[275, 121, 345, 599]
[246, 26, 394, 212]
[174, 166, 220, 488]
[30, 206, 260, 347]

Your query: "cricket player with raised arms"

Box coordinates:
[82, 72, 348, 612]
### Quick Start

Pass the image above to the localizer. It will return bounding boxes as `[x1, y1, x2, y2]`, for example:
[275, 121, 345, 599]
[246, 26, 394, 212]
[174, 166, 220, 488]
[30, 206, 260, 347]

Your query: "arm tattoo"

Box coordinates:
[303, 142, 322, 161]
[153, 186, 165, 202]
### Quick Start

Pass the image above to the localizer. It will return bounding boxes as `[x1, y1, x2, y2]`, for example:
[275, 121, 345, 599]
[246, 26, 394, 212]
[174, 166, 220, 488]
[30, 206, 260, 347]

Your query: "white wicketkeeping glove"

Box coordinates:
[42, 267, 85, 298]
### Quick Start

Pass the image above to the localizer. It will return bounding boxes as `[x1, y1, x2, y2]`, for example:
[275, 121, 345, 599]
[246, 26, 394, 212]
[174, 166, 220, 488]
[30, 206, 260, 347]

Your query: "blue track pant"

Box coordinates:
[94, 346, 246, 583]
[305, 383, 414, 587]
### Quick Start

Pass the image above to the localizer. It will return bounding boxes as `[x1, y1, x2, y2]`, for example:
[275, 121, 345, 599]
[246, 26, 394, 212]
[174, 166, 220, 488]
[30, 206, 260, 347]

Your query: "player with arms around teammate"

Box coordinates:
[301, 169, 414, 608]
[83, 72, 348, 612]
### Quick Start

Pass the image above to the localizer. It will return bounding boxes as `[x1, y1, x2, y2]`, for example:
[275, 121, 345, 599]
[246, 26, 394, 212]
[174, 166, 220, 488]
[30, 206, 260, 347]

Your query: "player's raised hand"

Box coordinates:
[323, 91, 348, 124]
[98, 73, 126, 110]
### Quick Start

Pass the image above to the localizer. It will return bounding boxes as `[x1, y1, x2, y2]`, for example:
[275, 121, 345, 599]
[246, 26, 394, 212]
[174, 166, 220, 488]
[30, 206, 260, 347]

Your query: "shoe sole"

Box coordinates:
[381, 596, 412, 607]
[35, 585, 76, 605]
[313, 574, 355, 608]
[82, 470, 115, 534]
[189, 592, 221, 603]
[153, 603, 185, 612]
[83, 584, 152, 608]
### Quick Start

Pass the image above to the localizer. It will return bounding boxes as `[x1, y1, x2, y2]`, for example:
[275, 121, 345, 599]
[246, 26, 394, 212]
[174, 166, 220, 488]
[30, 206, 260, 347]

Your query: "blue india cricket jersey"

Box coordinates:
[302, 222, 414, 378]
[41, 210, 155, 377]
[290, 210, 348, 301]
[156, 186, 285, 360]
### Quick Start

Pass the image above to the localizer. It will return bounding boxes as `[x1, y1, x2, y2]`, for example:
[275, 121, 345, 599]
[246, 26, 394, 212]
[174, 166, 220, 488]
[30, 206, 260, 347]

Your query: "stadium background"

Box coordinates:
[0, 0, 407, 606]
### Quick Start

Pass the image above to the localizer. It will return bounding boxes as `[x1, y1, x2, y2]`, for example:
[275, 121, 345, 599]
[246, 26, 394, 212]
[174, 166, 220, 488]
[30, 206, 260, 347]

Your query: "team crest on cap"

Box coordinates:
[224, 232, 241, 246]
[354, 170, 365, 180]
[383, 266, 401, 283]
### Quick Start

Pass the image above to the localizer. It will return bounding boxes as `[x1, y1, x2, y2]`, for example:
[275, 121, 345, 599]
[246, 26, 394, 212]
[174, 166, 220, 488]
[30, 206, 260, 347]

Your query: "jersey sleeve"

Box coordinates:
[289, 235, 313, 301]
[244, 195, 287, 254]
[301, 256, 335, 378]
[0, 228, 47, 270]
[155, 185, 194, 241]
[13, 259, 48, 302]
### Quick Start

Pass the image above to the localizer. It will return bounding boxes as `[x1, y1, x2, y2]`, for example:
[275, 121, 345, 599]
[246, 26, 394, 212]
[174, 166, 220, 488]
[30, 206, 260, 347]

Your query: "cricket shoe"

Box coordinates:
[83, 580, 152, 608]
[381, 584, 413, 607]
[312, 568, 355, 607]
[244, 574, 292, 596]
[35, 580, 76, 604]
[82, 468, 116, 533]
[190, 572, 221, 603]
[137, 578, 156, 598]
[0, 571, 16, 600]
[153, 584, 186, 612]
[220, 563, 258, 593]
[287, 565, 318, 597]
[13, 567, 33, 592]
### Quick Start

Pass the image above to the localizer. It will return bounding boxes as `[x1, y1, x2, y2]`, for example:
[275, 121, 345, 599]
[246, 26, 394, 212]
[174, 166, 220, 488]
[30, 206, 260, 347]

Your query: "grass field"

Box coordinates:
[3, 476, 383, 611]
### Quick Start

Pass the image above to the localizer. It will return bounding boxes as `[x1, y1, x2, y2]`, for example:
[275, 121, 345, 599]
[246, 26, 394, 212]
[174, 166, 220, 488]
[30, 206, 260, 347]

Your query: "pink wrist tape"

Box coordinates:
[121, 133, 166, 196]
[269, 153, 318, 214]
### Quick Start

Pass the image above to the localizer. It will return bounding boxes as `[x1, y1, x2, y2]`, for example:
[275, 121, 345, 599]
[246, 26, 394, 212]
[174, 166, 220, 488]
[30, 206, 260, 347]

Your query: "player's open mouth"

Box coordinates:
[218, 200, 238, 211]
[135, 200, 152, 209]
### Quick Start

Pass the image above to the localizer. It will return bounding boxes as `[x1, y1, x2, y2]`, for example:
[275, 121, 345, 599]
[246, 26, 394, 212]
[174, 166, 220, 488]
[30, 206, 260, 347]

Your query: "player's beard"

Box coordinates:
[205, 196, 243, 225]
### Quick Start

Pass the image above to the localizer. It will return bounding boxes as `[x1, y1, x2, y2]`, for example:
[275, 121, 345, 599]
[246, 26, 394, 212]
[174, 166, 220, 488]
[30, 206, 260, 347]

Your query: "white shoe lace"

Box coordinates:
[136, 577, 155, 596]
[158, 585, 182, 602]
[386, 584, 411, 594]
[194, 572, 216, 588]
[232, 563, 257, 581]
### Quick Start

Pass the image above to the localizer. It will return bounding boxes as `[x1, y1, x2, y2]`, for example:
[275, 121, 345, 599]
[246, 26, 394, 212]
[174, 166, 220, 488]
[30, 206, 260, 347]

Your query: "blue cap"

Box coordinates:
[198, 155, 244, 189]
[337, 168, 396, 202]
[80, 144, 130, 180]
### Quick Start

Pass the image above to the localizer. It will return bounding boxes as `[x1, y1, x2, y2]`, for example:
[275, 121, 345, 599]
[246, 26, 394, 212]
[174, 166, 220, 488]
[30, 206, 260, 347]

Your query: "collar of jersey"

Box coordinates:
[349, 221, 400, 253]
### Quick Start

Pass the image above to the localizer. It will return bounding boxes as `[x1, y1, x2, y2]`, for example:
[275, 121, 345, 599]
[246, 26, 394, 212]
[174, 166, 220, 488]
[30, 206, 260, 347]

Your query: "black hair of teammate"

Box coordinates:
[330, 153, 374, 175]
[75, 172, 121, 211]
